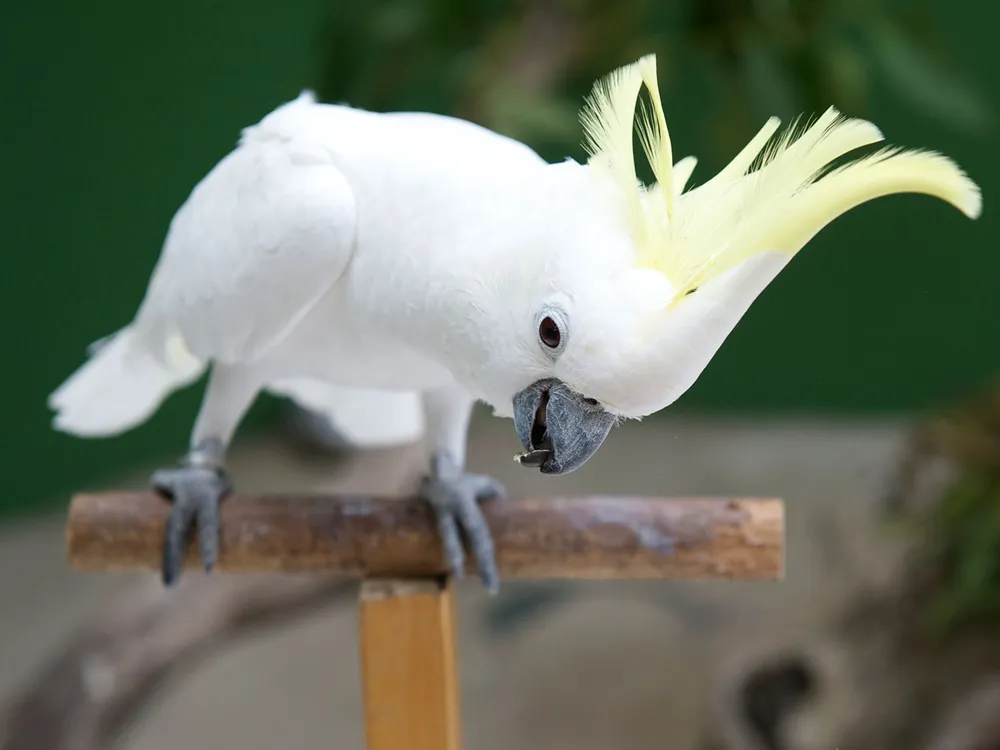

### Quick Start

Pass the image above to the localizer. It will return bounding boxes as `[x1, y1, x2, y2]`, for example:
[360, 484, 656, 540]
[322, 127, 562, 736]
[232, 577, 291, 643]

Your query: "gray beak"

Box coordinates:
[512, 378, 615, 475]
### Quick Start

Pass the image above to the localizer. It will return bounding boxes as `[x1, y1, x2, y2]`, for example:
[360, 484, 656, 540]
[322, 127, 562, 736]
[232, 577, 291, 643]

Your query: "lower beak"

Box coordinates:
[512, 379, 615, 475]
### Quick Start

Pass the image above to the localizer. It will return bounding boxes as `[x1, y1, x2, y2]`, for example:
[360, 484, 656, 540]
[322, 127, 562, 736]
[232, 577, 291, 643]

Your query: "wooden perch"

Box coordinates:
[66, 492, 784, 580]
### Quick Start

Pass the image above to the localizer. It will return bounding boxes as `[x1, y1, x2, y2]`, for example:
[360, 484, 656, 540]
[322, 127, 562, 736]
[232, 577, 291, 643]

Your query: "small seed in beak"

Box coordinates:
[513, 449, 552, 467]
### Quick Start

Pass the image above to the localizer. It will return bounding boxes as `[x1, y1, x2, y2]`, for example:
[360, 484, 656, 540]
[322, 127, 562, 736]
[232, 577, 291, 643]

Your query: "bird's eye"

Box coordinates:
[538, 316, 561, 349]
[536, 306, 569, 356]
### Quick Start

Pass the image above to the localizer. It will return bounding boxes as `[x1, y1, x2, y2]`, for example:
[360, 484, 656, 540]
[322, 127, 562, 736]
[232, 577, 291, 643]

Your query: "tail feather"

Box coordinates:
[49, 326, 205, 438]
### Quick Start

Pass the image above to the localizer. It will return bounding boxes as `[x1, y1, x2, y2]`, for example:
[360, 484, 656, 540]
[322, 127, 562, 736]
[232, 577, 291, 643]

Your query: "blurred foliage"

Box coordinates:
[690, 0, 991, 150]
[926, 468, 1000, 636]
[889, 380, 1000, 638]
[314, 0, 990, 164]
[924, 390, 1000, 637]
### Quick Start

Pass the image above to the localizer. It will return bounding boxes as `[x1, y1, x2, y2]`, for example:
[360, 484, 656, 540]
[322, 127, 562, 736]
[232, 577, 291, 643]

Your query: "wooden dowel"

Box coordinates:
[359, 578, 461, 750]
[65, 492, 784, 580]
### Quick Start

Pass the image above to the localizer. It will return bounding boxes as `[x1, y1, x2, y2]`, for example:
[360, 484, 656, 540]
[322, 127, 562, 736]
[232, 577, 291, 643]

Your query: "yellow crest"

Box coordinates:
[580, 54, 981, 302]
[580, 54, 674, 273]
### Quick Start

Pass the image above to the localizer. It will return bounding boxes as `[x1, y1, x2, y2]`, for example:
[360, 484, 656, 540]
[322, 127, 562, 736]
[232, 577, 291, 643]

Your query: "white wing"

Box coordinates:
[136, 94, 357, 365]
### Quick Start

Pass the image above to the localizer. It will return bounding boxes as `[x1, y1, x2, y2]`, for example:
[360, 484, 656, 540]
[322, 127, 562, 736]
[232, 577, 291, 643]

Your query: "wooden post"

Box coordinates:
[359, 578, 461, 750]
[63, 491, 785, 750]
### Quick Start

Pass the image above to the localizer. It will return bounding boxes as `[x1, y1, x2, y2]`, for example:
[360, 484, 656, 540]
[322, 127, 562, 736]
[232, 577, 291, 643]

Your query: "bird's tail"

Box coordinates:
[48, 325, 205, 438]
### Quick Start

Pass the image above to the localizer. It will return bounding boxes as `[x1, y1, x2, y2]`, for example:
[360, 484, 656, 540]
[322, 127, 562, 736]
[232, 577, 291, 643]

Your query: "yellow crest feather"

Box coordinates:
[668, 108, 981, 295]
[580, 57, 981, 301]
[580, 54, 674, 269]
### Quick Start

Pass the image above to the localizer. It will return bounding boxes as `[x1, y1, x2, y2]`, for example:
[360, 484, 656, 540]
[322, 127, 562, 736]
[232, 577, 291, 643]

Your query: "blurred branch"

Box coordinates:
[0, 574, 355, 750]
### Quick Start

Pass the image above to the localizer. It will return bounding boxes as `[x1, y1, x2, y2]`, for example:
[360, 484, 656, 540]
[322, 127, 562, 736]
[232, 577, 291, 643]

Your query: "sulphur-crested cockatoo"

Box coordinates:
[49, 54, 981, 592]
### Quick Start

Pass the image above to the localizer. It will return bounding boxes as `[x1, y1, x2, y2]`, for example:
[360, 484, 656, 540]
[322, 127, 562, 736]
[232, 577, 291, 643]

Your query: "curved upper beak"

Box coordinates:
[512, 379, 615, 475]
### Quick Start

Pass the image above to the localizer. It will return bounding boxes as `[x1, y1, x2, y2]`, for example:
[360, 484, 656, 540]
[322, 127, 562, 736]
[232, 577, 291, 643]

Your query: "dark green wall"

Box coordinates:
[1, 0, 331, 516]
[2, 1, 997, 518]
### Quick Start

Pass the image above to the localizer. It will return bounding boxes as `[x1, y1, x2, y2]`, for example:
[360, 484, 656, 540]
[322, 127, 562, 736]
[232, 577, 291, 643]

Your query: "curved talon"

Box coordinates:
[421, 454, 505, 594]
[151, 465, 231, 586]
[435, 512, 466, 580]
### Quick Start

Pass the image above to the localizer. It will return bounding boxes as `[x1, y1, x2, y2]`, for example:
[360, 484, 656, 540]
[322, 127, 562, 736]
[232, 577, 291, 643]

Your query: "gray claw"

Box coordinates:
[422, 452, 505, 593]
[151, 464, 231, 586]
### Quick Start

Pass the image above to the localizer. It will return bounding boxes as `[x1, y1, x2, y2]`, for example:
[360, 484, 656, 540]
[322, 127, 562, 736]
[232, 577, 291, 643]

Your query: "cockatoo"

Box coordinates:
[49, 54, 981, 592]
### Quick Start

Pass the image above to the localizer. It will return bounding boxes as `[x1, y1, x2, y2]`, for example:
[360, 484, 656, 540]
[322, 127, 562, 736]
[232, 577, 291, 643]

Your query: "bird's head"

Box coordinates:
[482, 54, 981, 476]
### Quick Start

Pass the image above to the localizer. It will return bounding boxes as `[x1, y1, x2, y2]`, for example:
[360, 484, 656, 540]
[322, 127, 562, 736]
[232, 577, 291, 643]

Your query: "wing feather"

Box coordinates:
[136, 100, 357, 364]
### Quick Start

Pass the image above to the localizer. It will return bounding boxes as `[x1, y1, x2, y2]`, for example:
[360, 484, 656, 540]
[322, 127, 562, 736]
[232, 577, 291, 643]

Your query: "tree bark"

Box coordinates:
[67, 493, 785, 581]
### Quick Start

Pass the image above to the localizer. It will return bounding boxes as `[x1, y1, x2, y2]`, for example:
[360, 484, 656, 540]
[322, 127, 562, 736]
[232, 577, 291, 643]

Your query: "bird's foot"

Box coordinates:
[151, 439, 231, 586]
[420, 451, 505, 594]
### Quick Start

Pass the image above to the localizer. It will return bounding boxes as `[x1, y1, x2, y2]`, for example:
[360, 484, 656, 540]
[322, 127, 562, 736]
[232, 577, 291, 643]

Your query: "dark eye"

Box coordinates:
[538, 316, 561, 349]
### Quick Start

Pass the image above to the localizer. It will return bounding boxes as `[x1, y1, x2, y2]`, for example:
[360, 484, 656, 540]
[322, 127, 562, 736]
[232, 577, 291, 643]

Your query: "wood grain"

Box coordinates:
[65, 492, 784, 580]
[359, 578, 461, 750]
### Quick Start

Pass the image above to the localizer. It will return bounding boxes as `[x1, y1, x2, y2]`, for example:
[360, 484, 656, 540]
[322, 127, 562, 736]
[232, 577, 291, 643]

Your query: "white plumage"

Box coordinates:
[49, 90, 550, 442]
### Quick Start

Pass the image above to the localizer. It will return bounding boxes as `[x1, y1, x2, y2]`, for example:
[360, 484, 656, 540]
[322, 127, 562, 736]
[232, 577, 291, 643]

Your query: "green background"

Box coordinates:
[2, 0, 996, 518]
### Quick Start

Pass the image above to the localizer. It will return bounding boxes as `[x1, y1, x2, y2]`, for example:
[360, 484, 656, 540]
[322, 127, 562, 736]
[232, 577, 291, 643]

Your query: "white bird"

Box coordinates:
[48, 54, 981, 591]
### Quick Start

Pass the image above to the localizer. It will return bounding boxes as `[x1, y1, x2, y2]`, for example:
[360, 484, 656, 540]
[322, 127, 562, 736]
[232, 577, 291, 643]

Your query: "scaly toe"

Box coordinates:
[422, 468, 503, 593]
[452, 496, 498, 592]
[152, 465, 229, 585]
[436, 511, 466, 580]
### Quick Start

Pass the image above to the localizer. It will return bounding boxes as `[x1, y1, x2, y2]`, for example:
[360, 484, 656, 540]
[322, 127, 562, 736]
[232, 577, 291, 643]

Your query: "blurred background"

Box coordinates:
[2, 1, 999, 749]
